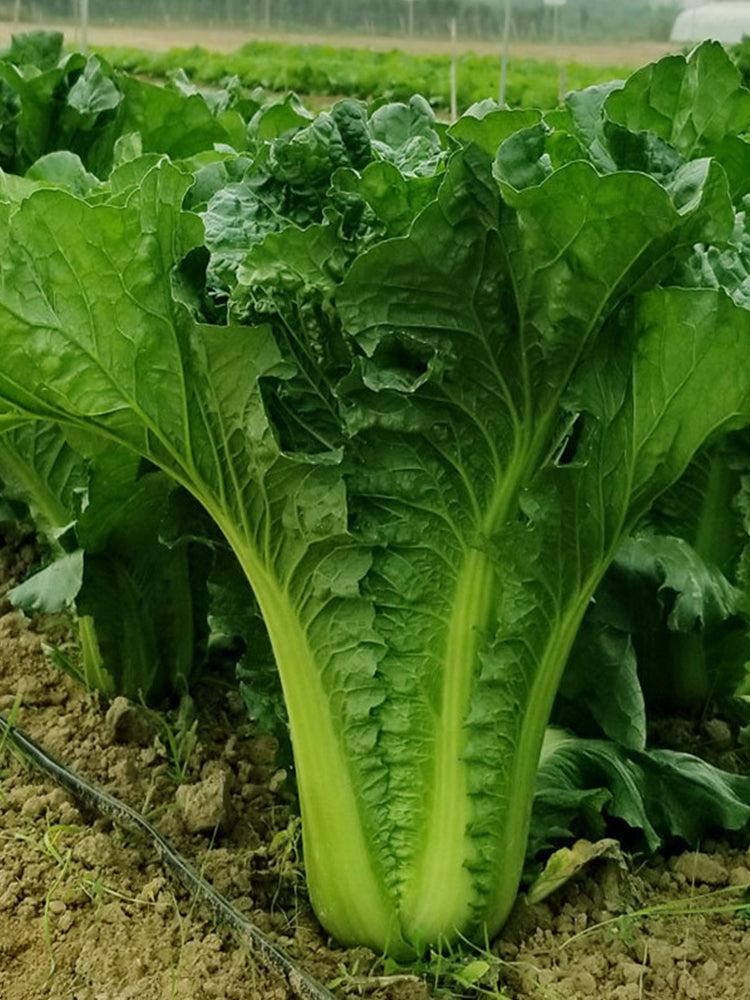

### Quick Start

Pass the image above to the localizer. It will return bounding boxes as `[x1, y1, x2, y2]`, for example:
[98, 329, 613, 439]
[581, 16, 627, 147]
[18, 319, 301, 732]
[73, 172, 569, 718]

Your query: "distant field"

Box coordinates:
[0, 20, 680, 69]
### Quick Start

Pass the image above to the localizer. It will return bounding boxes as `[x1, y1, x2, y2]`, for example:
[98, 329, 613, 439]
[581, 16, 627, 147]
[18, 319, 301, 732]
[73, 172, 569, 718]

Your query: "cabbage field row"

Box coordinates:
[2, 26, 750, 977]
[97, 36, 635, 114]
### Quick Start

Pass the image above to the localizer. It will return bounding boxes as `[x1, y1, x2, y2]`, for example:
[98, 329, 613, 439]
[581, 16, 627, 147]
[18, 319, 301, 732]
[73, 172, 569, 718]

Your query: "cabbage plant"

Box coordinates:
[0, 422, 207, 702]
[0, 41, 749, 959]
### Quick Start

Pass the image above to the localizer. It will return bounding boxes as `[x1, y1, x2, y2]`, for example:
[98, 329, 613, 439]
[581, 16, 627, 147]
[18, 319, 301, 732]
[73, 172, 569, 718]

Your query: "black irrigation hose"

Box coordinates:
[0, 711, 338, 1000]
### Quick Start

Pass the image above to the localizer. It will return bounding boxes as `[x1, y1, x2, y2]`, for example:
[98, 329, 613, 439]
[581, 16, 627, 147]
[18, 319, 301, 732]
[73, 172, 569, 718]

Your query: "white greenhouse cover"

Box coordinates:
[671, 3, 750, 43]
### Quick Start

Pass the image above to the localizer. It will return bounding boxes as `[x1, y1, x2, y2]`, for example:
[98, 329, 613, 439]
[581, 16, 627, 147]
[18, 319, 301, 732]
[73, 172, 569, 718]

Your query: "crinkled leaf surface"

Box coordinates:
[369, 95, 444, 176]
[201, 102, 380, 293]
[3, 30, 63, 70]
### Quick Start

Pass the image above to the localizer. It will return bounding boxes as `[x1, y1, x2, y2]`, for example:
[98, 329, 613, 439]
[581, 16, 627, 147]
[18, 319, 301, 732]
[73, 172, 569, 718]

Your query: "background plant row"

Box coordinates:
[96, 39, 637, 114]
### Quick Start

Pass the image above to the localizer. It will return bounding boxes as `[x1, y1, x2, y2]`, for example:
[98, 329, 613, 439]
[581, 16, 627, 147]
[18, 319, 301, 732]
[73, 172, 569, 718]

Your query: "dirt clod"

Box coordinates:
[672, 851, 729, 885]
[175, 769, 232, 833]
[104, 695, 158, 745]
[703, 718, 733, 749]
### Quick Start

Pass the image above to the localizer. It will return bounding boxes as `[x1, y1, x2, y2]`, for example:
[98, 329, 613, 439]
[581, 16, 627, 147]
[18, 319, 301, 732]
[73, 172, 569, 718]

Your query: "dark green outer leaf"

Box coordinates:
[604, 42, 750, 160]
[4, 30, 63, 70]
[536, 730, 750, 853]
[610, 534, 743, 635]
[117, 75, 233, 161]
[76, 463, 201, 703]
[448, 108, 542, 159]
[25, 150, 103, 196]
[558, 621, 646, 751]
[0, 421, 86, 534]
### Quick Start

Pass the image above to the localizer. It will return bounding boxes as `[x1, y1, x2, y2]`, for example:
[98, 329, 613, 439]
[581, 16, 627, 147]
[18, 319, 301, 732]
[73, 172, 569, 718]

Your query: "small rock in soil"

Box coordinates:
[644, 938, 675, 973]
[678, 970, 701, 999]
[104, 696, 157, 745]
[702, 718, 733, 750]
[0, 611, 27, 638]
[248, 733, 278, 766]
[672, 852, 728, 886]
[621, 961, 645, 984]
[176, 770, 232, 833]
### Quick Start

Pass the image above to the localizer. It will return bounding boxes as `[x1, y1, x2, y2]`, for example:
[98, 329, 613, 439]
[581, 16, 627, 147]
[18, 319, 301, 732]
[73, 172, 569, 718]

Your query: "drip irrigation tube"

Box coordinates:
[0, 710, 338, 1000]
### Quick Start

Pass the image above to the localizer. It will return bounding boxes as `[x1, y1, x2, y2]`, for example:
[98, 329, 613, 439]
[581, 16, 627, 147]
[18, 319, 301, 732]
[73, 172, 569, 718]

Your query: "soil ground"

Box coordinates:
[2, 541, 750, 1000]
[0, 19, 679, 69]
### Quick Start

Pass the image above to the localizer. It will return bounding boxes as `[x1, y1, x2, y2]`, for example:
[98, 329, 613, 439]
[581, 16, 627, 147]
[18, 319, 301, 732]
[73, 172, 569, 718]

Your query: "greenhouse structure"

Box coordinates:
[671, 2, 750, 42]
